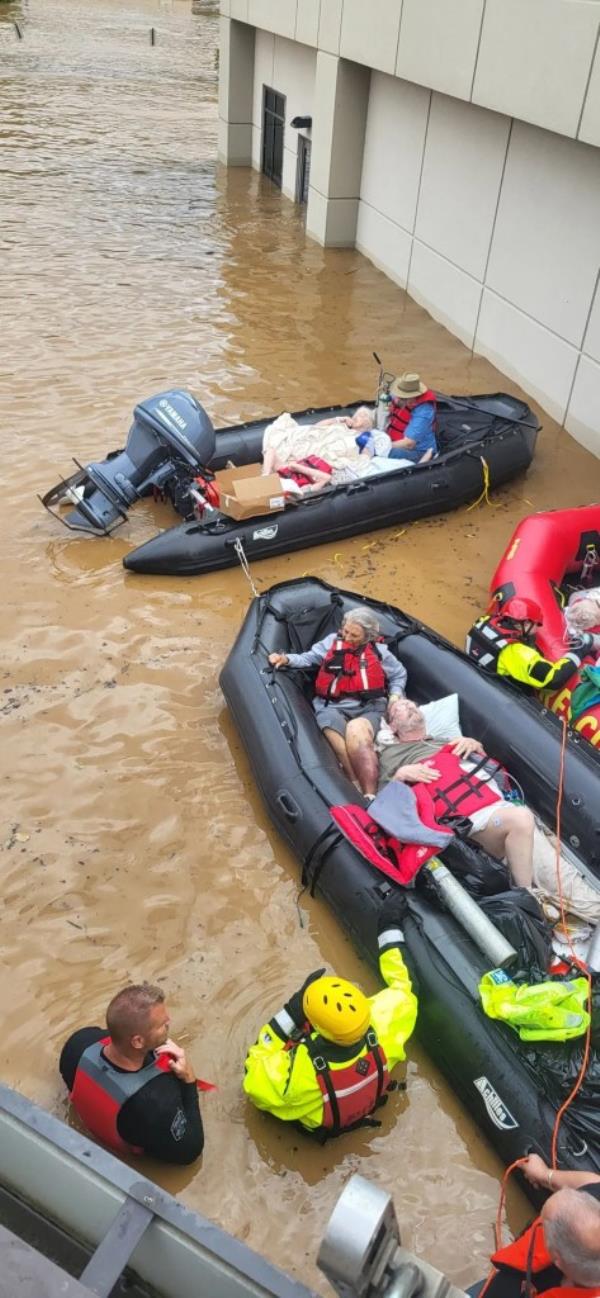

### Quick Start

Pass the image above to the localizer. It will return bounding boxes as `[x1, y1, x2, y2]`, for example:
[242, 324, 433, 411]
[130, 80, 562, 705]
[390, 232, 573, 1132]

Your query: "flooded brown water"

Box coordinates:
[1, 0, 599, 1290]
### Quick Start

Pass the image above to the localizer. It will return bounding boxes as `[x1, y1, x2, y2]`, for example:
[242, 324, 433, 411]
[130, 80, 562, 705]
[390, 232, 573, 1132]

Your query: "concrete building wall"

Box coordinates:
[218, 2, 600, 455]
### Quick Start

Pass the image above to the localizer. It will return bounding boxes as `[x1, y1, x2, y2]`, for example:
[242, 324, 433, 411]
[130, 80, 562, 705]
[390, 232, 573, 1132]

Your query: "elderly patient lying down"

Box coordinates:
[261, 407, 416, 495]
[378, 698, 536, 889]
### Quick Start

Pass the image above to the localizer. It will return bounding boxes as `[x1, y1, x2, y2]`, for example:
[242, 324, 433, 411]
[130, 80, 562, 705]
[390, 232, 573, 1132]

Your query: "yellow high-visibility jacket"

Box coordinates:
[243, 943, 417, 1131]
[496, 640, 579, 690]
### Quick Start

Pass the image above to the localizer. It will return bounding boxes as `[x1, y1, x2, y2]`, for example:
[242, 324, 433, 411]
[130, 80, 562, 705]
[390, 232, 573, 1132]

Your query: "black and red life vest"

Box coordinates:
[70, 1035, 173, 1154]
[487, 1216, 596, 1298]
[280, 455, 332, 488]
[332, 745, 507, 884]
[303, 1030, 389, 1137]
[388, 390, 437, 443]
[314, 638, 387, 703]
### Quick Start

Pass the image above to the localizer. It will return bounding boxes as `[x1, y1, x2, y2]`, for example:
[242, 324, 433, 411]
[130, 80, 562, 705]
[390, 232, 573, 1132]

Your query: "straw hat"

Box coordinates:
[390, 372, 427, 400]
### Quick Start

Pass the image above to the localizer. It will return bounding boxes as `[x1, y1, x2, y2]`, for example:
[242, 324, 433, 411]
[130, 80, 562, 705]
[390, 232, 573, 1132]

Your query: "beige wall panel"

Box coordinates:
[306, 190, 358, 245]
[475, 290, 578, 423]
[217, 119, 253, 164]
[328, 60, 369, 199]
[282, 144, 298, 199]
[219, 17, 255, 123]
[356, 202, 412, 288]
[583, 280, 600, 366]
[308, 51, 338, 195]
[415, 94, 509, 280]
[360, 73, 429, 235]
[579, 39, 600, 147]
[339, 0, 402, 75]
[272, 37, 316, 123]
[565, 356, 600, 457]
[306, 185, 328, 242]
[251, 123, 261, 168]
[317, 0, 342, 54]
[230, 0, 248, 19]
[396, 0, 484, 101]
[473, 0, 599, 139]
[220, 0, 231, 15]
[408, 242, 482, 347]
[295, 0, 320, 47]
[248, 0, 297, 40]
[486, 123, 600, 347]
[252, 29, 275, 126]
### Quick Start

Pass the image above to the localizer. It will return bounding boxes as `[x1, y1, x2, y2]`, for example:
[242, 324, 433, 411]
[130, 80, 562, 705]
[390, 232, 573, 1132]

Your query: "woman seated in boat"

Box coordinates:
[268, 606, 406, 797]
[386, 372, 438, 465]
[378, 698, 534, 889]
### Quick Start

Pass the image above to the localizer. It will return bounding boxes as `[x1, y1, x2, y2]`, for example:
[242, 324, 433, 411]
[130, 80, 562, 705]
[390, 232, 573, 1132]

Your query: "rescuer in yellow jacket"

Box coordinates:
[466, 596, 598, 690]
[243, 896, 417, 1139]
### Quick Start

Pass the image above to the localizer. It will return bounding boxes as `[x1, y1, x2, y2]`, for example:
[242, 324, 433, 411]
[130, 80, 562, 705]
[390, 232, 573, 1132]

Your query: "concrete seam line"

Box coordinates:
[563, 353, 583, 431]
[472, 115, 514, 350]
[576, 266, 600, 355]
[469, 0, 488, 102]
[356, 195, 413, 239]
[477, 285, 581, 353]
[576, 15, 600, 139]
[406, 87, 432, 290]
[393, 0, 404, 74]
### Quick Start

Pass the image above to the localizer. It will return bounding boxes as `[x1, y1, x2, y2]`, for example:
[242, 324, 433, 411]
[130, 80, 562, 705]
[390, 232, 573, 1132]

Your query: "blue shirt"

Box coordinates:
[389, 403, 437, 464]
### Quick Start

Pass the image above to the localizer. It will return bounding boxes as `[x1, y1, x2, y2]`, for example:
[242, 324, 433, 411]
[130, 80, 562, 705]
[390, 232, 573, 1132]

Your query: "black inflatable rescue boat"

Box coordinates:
[220, 578, 600, 1180]
[41, 389, 539, 576]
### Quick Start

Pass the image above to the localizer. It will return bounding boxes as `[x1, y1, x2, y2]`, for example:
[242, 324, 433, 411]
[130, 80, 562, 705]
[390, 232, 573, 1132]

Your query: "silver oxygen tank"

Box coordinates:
[425, 859, 518, 969]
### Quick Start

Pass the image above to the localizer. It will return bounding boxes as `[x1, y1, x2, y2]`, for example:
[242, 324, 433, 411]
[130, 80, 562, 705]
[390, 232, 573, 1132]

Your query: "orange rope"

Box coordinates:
[549, 714, 593, 1170]
[482, 714, 593, 1290]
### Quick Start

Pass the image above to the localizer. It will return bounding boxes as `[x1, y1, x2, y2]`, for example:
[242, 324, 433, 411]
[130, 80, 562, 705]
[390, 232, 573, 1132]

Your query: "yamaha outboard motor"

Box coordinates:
[40, 389, 216, 535]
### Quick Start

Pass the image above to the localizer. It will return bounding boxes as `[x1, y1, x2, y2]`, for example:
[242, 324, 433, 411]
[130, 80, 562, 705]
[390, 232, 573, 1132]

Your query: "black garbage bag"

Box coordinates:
[479, 889, 552, 977]
[441, 837, 510, 897]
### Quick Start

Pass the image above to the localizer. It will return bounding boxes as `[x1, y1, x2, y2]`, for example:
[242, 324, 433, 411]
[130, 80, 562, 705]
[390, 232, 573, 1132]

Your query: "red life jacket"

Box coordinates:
[304, 1029, 389, 1137]
[388, 390, 437, 443]
[489, 1217, 599, 1298]
[314, 638, 387, 702]
[280, 455, 332, 487]
[70, 1035, 173, 1154]
[330, 746, 506, 883]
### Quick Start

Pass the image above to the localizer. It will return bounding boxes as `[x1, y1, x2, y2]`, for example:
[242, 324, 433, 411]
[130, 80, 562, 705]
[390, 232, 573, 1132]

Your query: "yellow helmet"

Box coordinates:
[303, 976, 371, 1046]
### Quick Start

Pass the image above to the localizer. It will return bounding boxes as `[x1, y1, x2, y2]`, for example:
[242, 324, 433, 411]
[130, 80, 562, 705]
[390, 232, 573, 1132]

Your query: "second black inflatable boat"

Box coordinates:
[220, 578, 600, 1181]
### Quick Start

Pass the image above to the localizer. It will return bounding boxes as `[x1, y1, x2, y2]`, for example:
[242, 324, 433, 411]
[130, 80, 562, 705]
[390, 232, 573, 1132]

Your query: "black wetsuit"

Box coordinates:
[60, 1027, 204, 1165]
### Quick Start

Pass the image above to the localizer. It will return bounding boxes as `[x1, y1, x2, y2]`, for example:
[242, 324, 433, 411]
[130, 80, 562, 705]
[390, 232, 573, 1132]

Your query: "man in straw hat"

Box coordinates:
[387, 372, 438, 464]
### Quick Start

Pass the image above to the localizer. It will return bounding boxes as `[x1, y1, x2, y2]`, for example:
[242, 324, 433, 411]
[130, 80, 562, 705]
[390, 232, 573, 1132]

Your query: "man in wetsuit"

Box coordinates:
[60, 982, 204, 1165]
[466, 596, 599, 689]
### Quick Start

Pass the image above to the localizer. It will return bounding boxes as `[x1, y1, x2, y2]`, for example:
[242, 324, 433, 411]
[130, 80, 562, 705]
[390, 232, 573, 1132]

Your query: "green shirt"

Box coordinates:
[378, 737, 445, 790]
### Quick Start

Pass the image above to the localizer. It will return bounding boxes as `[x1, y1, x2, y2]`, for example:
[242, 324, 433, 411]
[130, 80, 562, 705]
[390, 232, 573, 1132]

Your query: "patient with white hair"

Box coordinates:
[261, 406, 404, 494]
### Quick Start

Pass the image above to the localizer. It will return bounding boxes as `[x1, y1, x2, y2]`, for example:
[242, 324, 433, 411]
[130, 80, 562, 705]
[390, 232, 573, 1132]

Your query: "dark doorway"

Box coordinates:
[262, 86, 286, 188]
[296, 135, 311, 204]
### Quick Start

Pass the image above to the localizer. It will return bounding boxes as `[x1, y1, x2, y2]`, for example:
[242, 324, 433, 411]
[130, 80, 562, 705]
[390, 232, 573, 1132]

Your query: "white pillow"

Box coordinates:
[421, 693, 463, 740]
[376, 693, 463, 750]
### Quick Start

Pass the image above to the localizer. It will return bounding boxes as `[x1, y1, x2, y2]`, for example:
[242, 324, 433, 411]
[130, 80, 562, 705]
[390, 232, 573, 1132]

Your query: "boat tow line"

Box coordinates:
[466, 455, 496, 511]
[233, 537, 260, 599]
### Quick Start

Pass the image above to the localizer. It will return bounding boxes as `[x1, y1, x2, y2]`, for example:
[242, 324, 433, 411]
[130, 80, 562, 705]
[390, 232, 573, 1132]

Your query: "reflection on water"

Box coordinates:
[1, 0, 596, 1290]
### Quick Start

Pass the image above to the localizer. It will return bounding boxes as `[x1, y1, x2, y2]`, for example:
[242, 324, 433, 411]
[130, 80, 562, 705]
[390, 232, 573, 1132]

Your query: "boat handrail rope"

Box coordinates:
[233, 537, 260, 599]
[465, 455, 496, 512]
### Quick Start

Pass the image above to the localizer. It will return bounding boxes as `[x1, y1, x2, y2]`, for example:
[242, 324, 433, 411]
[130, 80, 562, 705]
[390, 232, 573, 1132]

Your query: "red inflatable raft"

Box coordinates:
[489, 505, 600, 750]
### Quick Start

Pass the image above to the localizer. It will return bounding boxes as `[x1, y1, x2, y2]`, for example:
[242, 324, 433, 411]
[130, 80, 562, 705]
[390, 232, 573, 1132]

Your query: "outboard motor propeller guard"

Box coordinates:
[40, 389, 215, 535]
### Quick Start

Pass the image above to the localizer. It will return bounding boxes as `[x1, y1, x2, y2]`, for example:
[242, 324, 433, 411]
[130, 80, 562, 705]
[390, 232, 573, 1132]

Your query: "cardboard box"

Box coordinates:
[214, 463, 286, 522]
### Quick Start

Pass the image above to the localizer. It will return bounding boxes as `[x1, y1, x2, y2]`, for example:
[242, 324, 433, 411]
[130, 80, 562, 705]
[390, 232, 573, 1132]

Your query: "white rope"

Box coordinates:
[233, 537, 260, 599]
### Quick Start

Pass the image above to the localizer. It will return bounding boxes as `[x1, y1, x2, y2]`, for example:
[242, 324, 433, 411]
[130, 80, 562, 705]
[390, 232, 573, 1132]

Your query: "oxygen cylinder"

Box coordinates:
[425, 860, 518, 969]
[376, 391, 391, 431]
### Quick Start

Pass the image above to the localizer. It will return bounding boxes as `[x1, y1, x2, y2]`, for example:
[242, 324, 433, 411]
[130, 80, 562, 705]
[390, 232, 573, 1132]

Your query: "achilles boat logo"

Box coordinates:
[474, 1076, 519, 1130]
[253, 524, 278, 541]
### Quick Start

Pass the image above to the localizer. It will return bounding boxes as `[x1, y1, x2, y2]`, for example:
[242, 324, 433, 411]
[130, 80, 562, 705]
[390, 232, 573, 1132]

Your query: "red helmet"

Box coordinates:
[496, 596, 543, 627]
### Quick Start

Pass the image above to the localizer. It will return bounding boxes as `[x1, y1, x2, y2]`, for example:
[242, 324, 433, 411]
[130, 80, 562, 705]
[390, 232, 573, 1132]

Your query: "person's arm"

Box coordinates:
[118, 1069, 204, 1166]
[285, 459, 332, 487]
[379, 647, 407, 701]
[59, 1027, 105, 1091]
[242, 971, 327, 1126]
[497, 642, 584, 690]
[268, 633, 336, 670]
[370, 896, 418, 1072]
[521, 1153, 600, 1193]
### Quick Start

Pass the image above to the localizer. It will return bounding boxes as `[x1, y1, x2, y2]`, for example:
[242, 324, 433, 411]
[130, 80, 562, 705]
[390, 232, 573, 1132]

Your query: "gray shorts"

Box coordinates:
[314, 698, 386, 739]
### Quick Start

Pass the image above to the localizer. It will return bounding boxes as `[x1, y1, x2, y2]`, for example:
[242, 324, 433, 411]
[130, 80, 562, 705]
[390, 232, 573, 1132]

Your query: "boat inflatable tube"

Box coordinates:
[220, 577, 600, 1180]
[490, 505, 600, 752]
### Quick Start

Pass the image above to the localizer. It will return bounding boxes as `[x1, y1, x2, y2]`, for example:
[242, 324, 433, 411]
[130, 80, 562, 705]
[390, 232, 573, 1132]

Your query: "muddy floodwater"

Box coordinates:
[1, 1, 599, 1291]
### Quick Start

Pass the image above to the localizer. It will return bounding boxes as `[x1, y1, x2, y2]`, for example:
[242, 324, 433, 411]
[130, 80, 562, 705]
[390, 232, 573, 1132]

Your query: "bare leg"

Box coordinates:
[471, 805, 535, 889]
[345, 718, 378, 795]
[322, 727, 355, 782]
[262, 446, 278, 475]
